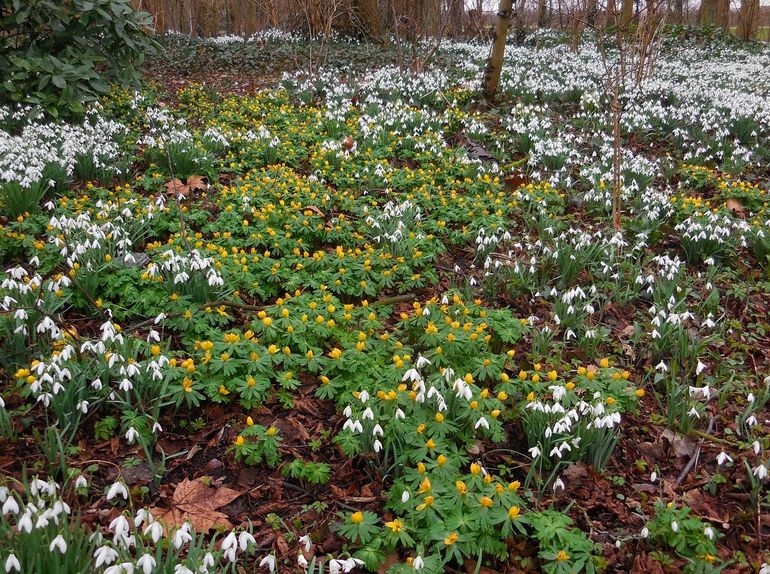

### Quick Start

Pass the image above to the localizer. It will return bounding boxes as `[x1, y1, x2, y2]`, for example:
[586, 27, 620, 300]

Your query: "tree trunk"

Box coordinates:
[513, 0, 527, 43]
[586, 0, 599, 27]
[698, 0, 717, 24]
[737, 0, 759, 38]
[620, 0, 634, 29]
[355, 0, 384, 40]
[482, 0, 514, 101]
[447, 0, 465, 36]
[537, 0, 548, 27]
[673, 0, 683, 23]
[715, 0, 730, 29]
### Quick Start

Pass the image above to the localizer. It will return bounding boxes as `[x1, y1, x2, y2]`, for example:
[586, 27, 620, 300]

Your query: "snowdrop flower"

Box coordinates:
[299, 534, 312, 553]
[401, 490, 410, 503]
[671, 521, 679, 533]
[74, 475, 88, 489]
[144, 521, 163, 543]
[49, 534, 68, 553]
[373, 439, 383, 453]
[136, 554, 155, 574]
[16, 511, 32, 533]
[125, 427, 139, 444]
[759, 563, 770, 574]
[4, 554, 21, 573]
[753, 440, 761, 455]
[413, 556, 424, 570]
[105, 563, 134, 574]
[552, 477, 565, 492]
[717, 452, 732, 465]
[696, 360, 707, 375]
[239, 531, 255, 551]
[640, 526, 649, 538]
[94, 546, 119, 568]
[529, 446, 541, 459]
[298, 554, 308, 568]
[3, 496, 19, 515]
[172, 523, 192, 549]
[704, 526, 715, 540]
[259, 554, 276, 572]
[753, 464, 768, 480]
[655, 361, 668, 372]
[174, 566, 193, 574]
[107, 481, 128, 501]
[650, 471, 657, 482]
[474, 417, 489, 430]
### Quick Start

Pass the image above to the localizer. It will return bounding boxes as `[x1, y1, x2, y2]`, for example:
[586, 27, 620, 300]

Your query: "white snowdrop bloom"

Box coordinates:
[49, 534, 68, 553]
[144, 521, 164, 543]
[358, 390, 369, 403]
[373, 439, 383, 453]
[2, 496, 19, 515]
[174, 566, 193, 574]
[172, 523, 193, 549]
[529, 446, 541, 459]
[671, 521, 679, 533]
[299, 534, 312, 553]
[415, 354, 431, 368]
[747, 393, 755, 403]
[650, 471, 657, 483]
[696, 360, 707, 375]
[402, 368, 420, 382]
[746, 415, 758, 427]
[753, 464, 768, 480]
[759, 563, 770, 574]
[222, 531, 237, 551]
[298, 554, 308, 568]
[394, 408, 405, 420]
[552, 477, 565, 492]
[688, 407, 701, 418]
[136, 554, 156, 574]
[107, 481, 128, 500]
[16, 511, 32, 533]
[413, 556, 425, 570]
[94, 545, 119, 569]
[704, 527, 715, 540]
[239, 531, 256, 551]
[401, 490, 410, 503]
[717, 452, 732, 465]
[474, 417, 489, 430]
[362, 407, 374, 420]
[125, 427, 139, 444]
[753, 440, 761, 455]
[655, 361, 668, 372]
[640, 527, 649, 538]
[104, 563, 134, 574]
[4, 554, 21, 573]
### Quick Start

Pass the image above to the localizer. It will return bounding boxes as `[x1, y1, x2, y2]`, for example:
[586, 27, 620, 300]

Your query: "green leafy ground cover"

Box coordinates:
[1, 28, 769, 574]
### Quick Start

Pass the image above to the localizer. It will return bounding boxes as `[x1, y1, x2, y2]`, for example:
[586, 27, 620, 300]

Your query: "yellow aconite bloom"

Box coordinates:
[470, 462, 481, 475]
[555, 550, 570, 561]
[479, 496, 494, 508]
[455, 480, 468, 494]
[350, 512, 364, 524]
[266, 426, 278, 437]
[246, 416, 254, 426]
[416, 495, 434, 510]
[328, 348, 342, 359]
[599, 358, 610, 368]
[418, 477, 432, 493]
[425, 439, 436, 449]
[508, 506, 521, 519]
[384, 519, 403, 533]
[234, 436, 245, 446]
[548, 370, 558, 381]
[444, 532, 459, 546]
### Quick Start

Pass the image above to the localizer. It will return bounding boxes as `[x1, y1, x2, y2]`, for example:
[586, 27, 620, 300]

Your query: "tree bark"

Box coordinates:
[715, 0, 730, 29]
[537, 0, 548, 27]
[447, 0, 465, 36]
[673, 0, 683, 23]
[513, 0, 528, 42]
[698, 0, 717, 24]
[355, 0, 384, 40]
[482, 0, 514, 101]
[620, 0, 635, 29]
[737, 0, 759, 38]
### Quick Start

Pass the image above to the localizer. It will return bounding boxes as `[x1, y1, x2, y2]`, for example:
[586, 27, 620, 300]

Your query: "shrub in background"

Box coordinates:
[0, 0, 156, 118]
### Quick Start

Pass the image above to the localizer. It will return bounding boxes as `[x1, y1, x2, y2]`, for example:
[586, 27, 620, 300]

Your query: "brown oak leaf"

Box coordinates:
[150, 478, 241, 532]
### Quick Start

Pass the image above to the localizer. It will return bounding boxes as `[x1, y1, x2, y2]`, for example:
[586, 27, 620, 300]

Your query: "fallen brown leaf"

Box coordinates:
[151, 478, 241, 531]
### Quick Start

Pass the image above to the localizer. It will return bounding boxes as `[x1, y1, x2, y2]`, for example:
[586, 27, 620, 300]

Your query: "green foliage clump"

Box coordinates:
[0, 0, 155, 117]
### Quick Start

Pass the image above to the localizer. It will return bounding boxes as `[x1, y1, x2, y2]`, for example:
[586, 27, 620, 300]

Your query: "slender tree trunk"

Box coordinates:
[355, 0, 384, 40]
[737, 0, 760, 38]
[482, 0, 514, 101]
[673, 0, 683, 23]
[699, 0, 717, 24]
[620, 0, 635, 29]
[447, 0, 465, 37]
[715, 0, 730, 29]
[537, 0, 548, 27]
[513, 0, 527, 43]
[586, 0, 599, 26]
